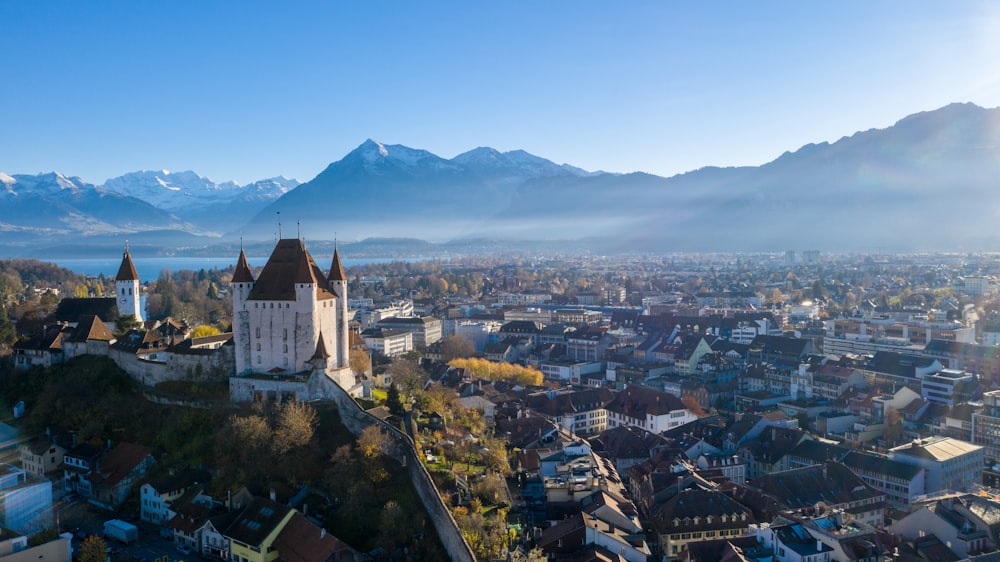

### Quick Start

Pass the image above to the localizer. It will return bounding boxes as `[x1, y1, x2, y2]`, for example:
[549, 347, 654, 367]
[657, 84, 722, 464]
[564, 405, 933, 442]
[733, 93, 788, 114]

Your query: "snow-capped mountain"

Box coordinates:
[101, 170, 297, 210]
[0, 171, 94, 197]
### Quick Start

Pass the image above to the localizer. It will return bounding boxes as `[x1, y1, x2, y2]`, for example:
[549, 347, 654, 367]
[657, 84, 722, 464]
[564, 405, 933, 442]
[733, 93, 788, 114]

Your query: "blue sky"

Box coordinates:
[3, 2, 999, 185]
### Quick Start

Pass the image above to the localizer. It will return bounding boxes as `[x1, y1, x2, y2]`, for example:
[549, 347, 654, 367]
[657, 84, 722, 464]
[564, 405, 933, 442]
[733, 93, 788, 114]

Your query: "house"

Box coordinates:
[223, 496, 295, 562]
[18, 436, 67, 478]
[650, 488, 755, 561]
[537, 511, 652, 562]
[752, 521, 834, 562]
[88, 442, 155, 510]
[62, 443, 106, 497]
[889, 497, 994, 558]
[525, 388, 615, 436]
[605, 385, 697, 433]
[140, 468, 212, 526]
[738, 427, 809, 480]
[273, 512, 358, 562]
[744, 462, 886, 529]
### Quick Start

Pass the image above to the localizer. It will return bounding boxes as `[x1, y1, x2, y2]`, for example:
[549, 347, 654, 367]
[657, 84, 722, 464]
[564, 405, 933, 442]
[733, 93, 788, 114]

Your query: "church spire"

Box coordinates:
[116, 241, 139, 281]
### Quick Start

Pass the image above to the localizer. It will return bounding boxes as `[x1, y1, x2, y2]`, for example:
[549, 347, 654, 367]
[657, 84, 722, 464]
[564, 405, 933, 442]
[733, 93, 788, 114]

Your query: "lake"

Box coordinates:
[45, 256, 422, 283]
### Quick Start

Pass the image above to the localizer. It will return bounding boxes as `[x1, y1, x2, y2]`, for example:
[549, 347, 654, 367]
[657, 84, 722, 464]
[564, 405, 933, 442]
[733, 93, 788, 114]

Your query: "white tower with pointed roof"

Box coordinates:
[115, 242, 142, 321]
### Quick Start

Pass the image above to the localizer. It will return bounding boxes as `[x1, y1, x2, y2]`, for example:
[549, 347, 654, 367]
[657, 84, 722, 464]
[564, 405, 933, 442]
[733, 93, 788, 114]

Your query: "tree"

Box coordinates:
[441, 334, 476, 361]
[389, 357, 425, 399]
[386, 384, 405, 415]
[356, 424, 392, 488]
[79, 535, 108, 562]
[681, 396, 707, 417]
[349, 348, 372, 376]
[272, 400, 318, 455]
[192, 324, 222, 338]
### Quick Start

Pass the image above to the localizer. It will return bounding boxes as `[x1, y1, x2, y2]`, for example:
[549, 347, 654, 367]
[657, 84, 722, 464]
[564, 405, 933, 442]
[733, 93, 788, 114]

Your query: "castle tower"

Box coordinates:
[231, 238, 350, 385]
[328, 246, 349, 369]
[115, 242, 142, 322]
[231, 246, 256, 375]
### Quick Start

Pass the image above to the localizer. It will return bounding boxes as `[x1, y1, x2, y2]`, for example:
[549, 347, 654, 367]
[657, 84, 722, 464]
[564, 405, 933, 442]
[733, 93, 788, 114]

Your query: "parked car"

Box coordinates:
[176, 545, 192, 556]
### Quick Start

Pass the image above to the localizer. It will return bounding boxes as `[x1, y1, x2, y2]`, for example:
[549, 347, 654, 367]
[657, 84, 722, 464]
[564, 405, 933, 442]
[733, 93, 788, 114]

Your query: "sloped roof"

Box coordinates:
[232, 249, 255, 283]
[89, 442, 153, 487]
[247, 239, 336, 302]
[66, 315, 114, 342]
[116, 248, 139, 281]
[55, 297, 118, 323]
[224, 496, 293, 547]
[605, 385, 687, 418]
[327, 248, 347, 283]
[841, 451, 923, 481]
[273, 512, 354, 562]
[747, 461, 882, 509]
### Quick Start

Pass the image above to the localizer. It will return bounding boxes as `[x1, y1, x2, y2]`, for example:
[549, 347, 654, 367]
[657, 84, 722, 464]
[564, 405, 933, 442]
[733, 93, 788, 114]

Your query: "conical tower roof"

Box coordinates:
[116, 244, 139, 281]
[311, 331, 331, 361]
[328, 247, 347, 282]
[232, 249, 255, 283]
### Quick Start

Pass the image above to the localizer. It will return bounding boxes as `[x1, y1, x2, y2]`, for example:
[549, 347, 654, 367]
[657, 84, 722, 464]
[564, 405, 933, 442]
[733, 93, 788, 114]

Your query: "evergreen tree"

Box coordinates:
[386, 383, 405, 415]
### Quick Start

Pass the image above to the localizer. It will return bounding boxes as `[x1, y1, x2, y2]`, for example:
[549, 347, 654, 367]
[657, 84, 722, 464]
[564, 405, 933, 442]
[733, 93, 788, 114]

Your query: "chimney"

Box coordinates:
[817, 539, 822, 553]
[270, 488, 276, 501]
[321, 528, 326, 539]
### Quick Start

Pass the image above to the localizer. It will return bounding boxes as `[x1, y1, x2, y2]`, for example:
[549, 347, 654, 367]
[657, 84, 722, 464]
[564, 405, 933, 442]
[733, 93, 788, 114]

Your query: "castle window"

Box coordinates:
[283, 344, 288, 353]
[256, 343, 261, 352]
[256, 328, 260, 338]
[270, 303, 274, 308]
[283, 329, 287, 340]
[256, 355, 261, 364]
[255, 303, 258, 308]
[128, 288, 132, 295]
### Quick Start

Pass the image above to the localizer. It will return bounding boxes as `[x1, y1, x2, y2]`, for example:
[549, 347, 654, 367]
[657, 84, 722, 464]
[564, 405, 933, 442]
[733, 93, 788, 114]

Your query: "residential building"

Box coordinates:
[360, 327, 413, 357]
[651, 488, 754, 561]
[973, 389, 1000, 464]
[18, 437, 66, 479]
[841, 450, 926, 508]
[88, 442, 155, 510]
[605, 385, 698, 433]
[223, 497, 295, 562]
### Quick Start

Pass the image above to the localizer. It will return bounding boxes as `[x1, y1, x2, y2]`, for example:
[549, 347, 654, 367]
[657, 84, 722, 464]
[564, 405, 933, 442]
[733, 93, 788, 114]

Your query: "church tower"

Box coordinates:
[115, 242, 142, 321]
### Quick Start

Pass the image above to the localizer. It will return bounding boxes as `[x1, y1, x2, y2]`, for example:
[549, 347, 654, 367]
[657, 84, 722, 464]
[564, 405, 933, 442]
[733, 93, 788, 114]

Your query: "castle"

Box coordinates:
[228, 239, 364, 401]
[15, 240, 366, 401]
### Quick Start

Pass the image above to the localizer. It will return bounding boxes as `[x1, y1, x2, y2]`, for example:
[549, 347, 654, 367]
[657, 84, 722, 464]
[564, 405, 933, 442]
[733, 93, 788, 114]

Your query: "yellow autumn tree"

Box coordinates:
[448, 358, 542, 386]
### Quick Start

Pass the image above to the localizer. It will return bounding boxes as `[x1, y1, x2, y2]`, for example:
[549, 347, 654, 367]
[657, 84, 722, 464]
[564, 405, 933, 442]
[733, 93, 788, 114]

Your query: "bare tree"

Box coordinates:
[441, 334, 476, 361]
[272, 400, 318, 455]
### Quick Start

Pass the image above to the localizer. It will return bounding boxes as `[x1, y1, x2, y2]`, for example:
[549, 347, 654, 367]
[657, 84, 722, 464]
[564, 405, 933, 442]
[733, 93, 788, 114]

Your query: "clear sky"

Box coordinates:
[3, 1, 999, 185]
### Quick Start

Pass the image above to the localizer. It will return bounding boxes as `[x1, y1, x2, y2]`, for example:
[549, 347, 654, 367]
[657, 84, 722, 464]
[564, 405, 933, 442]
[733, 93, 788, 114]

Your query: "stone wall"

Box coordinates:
[326, 374, 477, 562]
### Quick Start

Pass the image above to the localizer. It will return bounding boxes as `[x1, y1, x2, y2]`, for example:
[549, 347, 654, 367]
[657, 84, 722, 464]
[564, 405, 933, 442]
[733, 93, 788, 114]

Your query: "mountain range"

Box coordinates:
[3, 102, 1000, 256]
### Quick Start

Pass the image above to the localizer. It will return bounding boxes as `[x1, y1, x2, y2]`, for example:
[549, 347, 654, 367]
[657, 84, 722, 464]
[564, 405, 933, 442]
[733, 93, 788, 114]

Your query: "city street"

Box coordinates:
[55, 496, 200, 562]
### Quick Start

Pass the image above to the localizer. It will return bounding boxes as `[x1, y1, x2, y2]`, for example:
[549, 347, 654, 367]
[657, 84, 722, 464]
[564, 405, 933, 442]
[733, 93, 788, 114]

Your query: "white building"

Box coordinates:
[496, 293, 552, 306]
[889, 437, 984, 494]
[605, 386, 697, 433]
[230, 240, 358, 400]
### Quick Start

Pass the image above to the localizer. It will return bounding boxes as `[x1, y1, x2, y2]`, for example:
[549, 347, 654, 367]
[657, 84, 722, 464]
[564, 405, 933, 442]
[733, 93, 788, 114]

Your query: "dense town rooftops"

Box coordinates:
[889, 437, 983, 462]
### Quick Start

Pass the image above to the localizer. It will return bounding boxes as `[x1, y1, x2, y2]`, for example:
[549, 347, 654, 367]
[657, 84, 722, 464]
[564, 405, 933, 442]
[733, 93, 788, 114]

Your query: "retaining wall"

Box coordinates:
[327, 376, 477, 562]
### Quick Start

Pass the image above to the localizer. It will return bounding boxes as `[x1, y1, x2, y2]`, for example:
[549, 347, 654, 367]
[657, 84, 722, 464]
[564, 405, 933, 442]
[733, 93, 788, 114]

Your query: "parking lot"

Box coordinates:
[56, 495, 201, 562]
